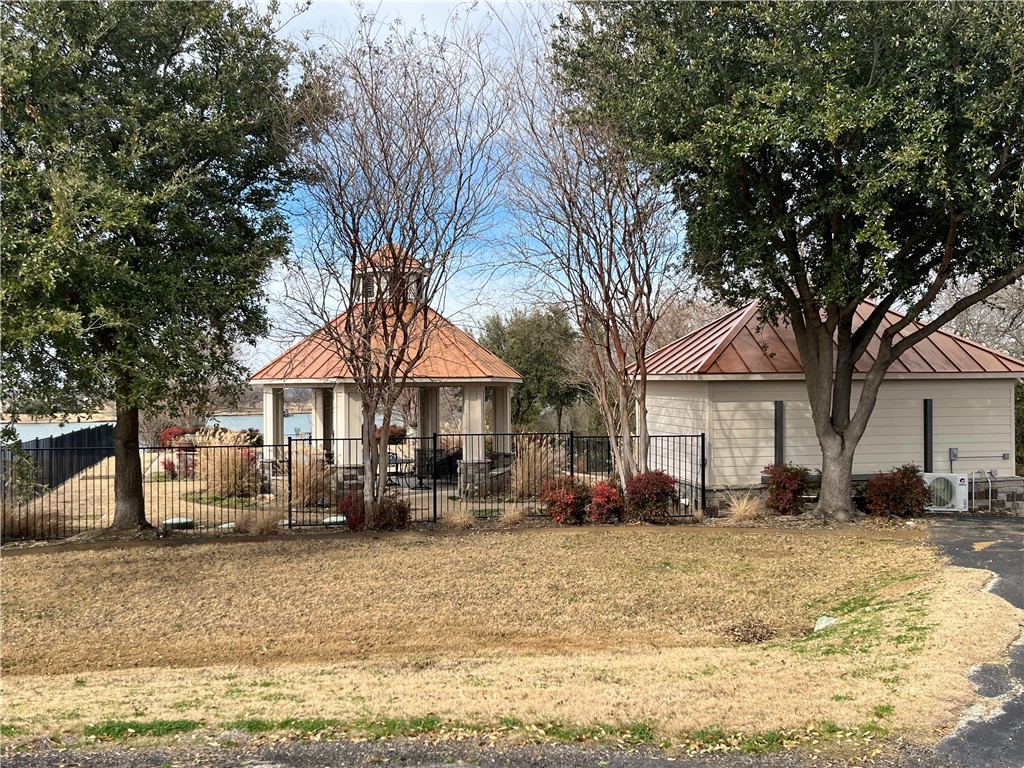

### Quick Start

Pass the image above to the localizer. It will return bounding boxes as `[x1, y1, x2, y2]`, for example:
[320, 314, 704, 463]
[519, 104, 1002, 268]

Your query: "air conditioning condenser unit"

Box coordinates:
[921, 473, 969, 512]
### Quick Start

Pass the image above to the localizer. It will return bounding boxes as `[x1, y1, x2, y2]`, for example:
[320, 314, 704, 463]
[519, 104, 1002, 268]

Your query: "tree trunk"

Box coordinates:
[362, 402, 380, 529]
[635, 389, 650, 474]
[818, 435, 856, 522]
[109, 401, 150, 530]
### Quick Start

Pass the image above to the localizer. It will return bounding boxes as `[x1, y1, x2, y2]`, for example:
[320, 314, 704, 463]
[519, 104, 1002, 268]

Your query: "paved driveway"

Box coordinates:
[929, 517, 1024, 768]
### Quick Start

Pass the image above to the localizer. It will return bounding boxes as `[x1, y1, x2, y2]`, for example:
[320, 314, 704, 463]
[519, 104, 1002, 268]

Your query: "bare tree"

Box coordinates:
[934, 279, 1024, 359]
[648, 294, 728, 352]
[284, 9, 508, 526]
[505, 19, 684, 488]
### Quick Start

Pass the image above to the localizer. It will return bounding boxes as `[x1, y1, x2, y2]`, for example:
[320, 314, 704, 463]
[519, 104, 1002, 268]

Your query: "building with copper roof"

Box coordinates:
[251, 251, 522, 465]
[644, 301, 1023, 488]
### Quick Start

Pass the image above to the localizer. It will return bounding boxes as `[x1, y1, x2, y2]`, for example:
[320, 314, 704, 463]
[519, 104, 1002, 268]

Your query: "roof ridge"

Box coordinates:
[696, 301, 761, 373]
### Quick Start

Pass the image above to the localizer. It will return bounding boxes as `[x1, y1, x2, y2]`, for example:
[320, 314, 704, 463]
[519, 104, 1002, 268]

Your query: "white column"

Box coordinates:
[462, 384, 486, 461]
[493, 385, 512, 454]
[311, 388, 325, 441]
[332, 383, 362, 465]
[262, 386, 284, 447]
[418, 386, 440, 438]
[311, 388, 334, 450]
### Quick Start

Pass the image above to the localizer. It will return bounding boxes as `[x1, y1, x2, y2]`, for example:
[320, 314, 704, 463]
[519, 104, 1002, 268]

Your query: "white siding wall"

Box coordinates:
[928, 380, 1015, 474]
[651, 378, 1016, 487]
[711, 381, 799, 486]
[646, 381, 708, 435]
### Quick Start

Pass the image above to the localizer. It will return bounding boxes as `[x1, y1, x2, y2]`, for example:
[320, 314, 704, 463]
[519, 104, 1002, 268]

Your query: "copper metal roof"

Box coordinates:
[251, 307, 522, 383]
[645, 301, 1024, 376]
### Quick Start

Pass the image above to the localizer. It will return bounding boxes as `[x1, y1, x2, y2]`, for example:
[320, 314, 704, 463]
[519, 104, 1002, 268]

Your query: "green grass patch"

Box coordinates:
[278, 717, 341, 733]
[82, 719, 200, 739]
[182, 491, 256, 508]
[624, 721, 655, 744]
[792, 580, 934, 663]
[0, 724, 29, 738]
[221, 718, 276, 733]
[352, 715, 443, 740]
[739, 729, 786, 755]
[677, 721, 888, 756]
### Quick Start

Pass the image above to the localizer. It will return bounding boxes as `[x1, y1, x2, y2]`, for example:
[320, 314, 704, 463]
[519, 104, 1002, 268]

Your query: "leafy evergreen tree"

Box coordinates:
[479, 307, 581, 430]
[557, 2, 1024, 517]
[1, 1, 295, 529]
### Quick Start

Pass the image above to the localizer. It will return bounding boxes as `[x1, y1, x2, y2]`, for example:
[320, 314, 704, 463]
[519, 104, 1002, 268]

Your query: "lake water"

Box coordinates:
[10, 412, 313, 444]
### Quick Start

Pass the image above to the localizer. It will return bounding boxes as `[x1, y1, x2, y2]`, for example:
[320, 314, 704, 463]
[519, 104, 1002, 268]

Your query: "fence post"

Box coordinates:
[431, 433, 438, 524]
[700, 433, 707, 511]
[287, 437, 293, 529]
[568, 431, 575, 479]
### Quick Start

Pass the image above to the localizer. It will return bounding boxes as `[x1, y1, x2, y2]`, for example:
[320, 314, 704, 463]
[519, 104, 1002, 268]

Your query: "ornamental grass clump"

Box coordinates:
[289, 445, 334, 509]
[194, 429, 260, 499]
[722, 489, 764, 523]
[625, 470, 678, 523]
[446, 507, 475, 530]
[540, 476, 591, 525]
[1, 508, 59, 540]
[511, 436, 561, 499]
[863, 464, 929, 517]
[762, 463, 812, 516]
[588, 481, 624, 524]
[233, 510, 281, 535]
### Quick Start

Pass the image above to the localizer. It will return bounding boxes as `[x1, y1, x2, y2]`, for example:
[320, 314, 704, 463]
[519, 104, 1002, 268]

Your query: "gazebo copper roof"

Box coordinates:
[645, 301, 1024, 376]
[251, 306, 521, 383]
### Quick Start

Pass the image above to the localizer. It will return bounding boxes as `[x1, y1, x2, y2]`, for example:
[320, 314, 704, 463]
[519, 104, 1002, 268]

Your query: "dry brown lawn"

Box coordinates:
[1, 526, 1020, 749]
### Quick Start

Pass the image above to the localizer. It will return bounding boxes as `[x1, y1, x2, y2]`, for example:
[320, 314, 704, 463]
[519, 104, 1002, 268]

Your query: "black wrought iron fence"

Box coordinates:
[286, 432, 705, 528]
[143, 443, 291, 532]
[1, 430, 704, 540]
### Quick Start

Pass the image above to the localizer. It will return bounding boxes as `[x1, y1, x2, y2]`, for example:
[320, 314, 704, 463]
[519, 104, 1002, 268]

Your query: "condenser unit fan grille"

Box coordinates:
[929, 476, 956, 508]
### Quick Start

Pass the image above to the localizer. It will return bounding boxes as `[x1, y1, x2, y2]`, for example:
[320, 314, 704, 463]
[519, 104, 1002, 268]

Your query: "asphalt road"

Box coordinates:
[5, 517, 1021, 768]
[929, 516, 1024, 768]
[0, 738, 991, 768]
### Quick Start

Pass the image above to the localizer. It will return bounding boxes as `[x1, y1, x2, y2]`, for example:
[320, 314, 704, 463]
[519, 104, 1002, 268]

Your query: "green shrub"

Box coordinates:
[863, 464, 928, 516]
[540, 476, 592, 524]
[762, 463, 811, 515]
[624, 471, 678, 523]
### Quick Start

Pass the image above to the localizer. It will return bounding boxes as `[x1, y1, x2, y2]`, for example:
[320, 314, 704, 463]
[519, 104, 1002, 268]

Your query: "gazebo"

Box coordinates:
[250, 251, 522, 474]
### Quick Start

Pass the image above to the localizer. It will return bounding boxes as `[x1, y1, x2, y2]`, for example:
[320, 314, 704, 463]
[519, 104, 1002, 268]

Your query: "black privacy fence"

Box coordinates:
[1, 431, 705, 540]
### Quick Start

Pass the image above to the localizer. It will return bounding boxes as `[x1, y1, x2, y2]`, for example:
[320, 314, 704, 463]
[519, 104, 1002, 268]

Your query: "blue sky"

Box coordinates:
[246, 0, 543, 370]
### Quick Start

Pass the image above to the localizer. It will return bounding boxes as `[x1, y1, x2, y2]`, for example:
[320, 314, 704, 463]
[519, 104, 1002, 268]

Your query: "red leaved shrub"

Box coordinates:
[338, 494, 365, 532]
[625, 471, 678, 523]
[588, 481, 624, 524]
[540, 476, 592, 525]
[374, 493, 411, 531]
[159, 427, 185, 447]
[863, 464, 928, 517]
[762, 463, 811, 515]
[160, 457, 178, 479]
